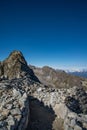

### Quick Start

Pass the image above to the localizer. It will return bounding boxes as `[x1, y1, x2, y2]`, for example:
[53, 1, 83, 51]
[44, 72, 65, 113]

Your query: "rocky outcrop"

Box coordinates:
[29, 86, 87, 130]
[0, 78, 30, 130]
[0, 51, 87, 130]
[0, 51, 39, 82]
[0, 51, 39, 130]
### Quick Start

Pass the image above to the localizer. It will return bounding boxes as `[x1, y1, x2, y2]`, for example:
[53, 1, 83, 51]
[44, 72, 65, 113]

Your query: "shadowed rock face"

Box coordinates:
[0, 51, 40, 82]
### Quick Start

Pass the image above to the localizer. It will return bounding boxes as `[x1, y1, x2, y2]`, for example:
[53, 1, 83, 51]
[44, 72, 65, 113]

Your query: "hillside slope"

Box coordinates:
[29, 65, 85, 88]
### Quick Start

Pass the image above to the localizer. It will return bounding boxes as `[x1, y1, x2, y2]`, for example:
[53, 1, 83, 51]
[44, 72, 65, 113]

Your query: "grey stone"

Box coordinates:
[6, 104, 13, 110]
[64, 124, 69, 130]
[70, 119, 76, 127]
[11, 108, 21, 116]
[65, 118, 70, 125]
[74, 125, 82, 130]
[13, 89, 21, 98]
[6, 115, 15, 126]
[54, 103, 68, 119]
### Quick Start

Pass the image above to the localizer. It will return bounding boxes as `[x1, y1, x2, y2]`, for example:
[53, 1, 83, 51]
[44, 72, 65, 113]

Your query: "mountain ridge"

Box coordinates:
[68, 71, 87, 78]
[0, 50, 87, 130]
[29, 65, 85, 88]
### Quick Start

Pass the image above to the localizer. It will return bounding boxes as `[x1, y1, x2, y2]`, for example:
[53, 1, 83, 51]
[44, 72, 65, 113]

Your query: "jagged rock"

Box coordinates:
[0, 51, 40, 82]
[0, 51, 87, 130]
[0, 78, 30, 130]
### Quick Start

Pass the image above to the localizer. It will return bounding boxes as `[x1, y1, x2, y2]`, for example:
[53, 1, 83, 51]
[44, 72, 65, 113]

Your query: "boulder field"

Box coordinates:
[0, 51, 87, 130]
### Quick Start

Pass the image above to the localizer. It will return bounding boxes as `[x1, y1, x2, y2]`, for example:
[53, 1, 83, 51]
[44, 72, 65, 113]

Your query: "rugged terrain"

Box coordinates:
[29, 65, 85, 88]
[0, 51, 87, 130]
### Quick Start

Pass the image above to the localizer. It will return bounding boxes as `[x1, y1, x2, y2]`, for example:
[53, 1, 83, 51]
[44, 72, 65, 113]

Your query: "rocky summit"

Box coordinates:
[0, 51, 87, 130]
[0, 51, 39, 82]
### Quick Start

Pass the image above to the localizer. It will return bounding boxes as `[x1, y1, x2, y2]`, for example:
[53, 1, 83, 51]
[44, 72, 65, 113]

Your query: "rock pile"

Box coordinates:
[0, 51, 34, 130]
[75, 87, 87, 114]
[0, 78, 29, 130]
[64, 87, 87, 130]
[0, 51, 87, 130]
[29, 86, 87, 130]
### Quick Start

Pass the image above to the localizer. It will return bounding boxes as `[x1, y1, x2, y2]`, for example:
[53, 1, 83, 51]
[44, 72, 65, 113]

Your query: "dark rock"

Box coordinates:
[65, 96, 81, 113]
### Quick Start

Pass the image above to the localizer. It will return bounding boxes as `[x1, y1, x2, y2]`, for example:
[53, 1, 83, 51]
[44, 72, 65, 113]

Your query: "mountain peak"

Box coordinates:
[0, 50, 39, 82]
[6, 50, 27, 65]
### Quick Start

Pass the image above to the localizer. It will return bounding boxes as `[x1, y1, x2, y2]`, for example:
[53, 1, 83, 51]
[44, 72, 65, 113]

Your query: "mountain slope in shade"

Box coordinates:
[29, 65, 85, 88]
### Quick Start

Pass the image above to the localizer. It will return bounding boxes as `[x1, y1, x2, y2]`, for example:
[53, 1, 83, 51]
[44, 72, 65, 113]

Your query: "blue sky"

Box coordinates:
[0, 0, 87, 70]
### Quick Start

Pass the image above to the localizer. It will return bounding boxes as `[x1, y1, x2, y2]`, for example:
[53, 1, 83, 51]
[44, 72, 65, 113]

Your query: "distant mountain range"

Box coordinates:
[29, 65, 84, 88]
[67, 70, 87, 78]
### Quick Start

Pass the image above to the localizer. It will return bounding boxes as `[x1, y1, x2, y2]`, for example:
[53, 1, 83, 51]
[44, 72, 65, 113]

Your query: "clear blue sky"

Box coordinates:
[0, 0, 87, 70]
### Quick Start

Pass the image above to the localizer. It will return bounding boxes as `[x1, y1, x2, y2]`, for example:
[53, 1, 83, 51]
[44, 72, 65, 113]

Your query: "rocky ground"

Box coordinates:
[0, 51, 87, 130]
[26, 96, 64, 130]
[0, 78, 29, 130]
[27, 85, 87, 130]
